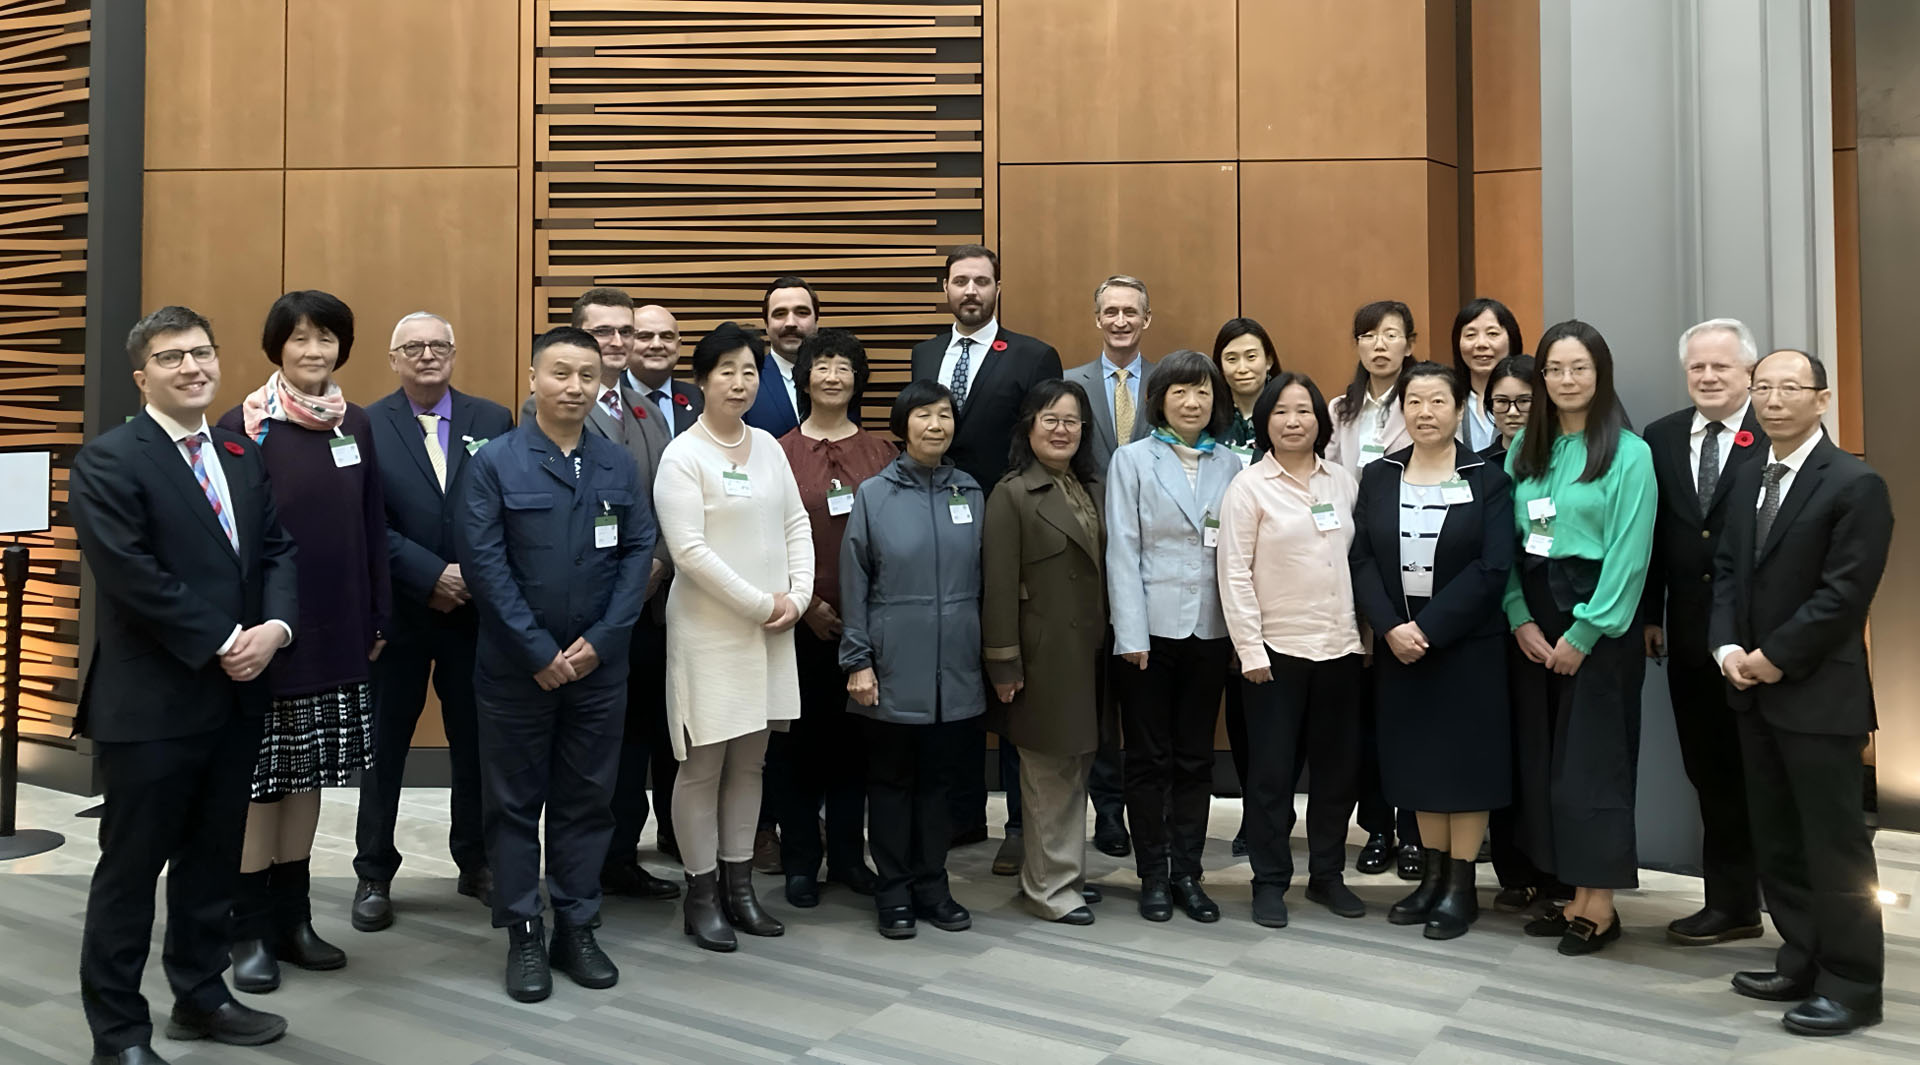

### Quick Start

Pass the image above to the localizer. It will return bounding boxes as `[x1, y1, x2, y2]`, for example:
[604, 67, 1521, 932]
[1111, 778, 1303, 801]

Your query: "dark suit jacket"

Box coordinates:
[625, 373, 703, 436]
[1709, 435, 1894, 734]
[1640, 405, 1768, 640]
[1350, 445, 1514, 648]
[369, 387, 514, 636]
[69, 413, 299, 742]
[910, 326, 1063, 494]
[744, 352, 801, 438]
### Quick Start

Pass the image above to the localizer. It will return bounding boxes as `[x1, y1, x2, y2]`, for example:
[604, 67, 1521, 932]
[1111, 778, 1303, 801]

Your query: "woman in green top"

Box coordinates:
[1502, 320, 1656, 957]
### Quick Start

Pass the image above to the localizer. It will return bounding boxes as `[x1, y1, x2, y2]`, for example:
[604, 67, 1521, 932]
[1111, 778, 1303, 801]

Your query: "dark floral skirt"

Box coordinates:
[250, 682, 373, 801]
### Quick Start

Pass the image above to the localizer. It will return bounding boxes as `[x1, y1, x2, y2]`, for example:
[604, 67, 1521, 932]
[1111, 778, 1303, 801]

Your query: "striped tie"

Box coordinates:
[183, 433, 237, 549]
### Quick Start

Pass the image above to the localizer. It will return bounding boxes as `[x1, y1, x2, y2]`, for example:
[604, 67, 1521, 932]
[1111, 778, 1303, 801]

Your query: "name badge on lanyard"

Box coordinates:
[723, 468, 752, 498]
[1440, 479, 1472, 505]
[1227, 444, 1253, 469]
[1310, 501, 1341, 532]
[1202, 510, 1219, 548]
[594, 506, 617, 549]
[1525, 496, 1555, 556]
[329, 431, 361, 468]
[948, 489, 972, 524]
[826, 478, 854, 517]
[1358, 442, 1386, 466]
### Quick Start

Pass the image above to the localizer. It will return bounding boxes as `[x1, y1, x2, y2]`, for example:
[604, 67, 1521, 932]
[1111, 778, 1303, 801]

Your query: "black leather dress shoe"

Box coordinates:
[829, 864, 879, 896]
[1230, 832, 1248, 858]
[1305, 876, 1366, 918]
[785, 874, 820, 908]
[1731, 970, 1813, 1002]
[91, 1045, 170, 1065]
[548, 920, 618, 989]
[878, 906, 917, 939]
[603, 860, 682, 901]
[1080, 883, 1103, 904]
[1666, 907, 1764, 946]
[915, 897, 972, 932]
[1170, 876, 1220, 923]
[164, 1000, 288, 1045]
[1093, 812, 1131, 858]
[1523, 908, 1569, 937]
[1138, 878, 1173, 922]
[351, 878, 393, 932]
[1557, 913, 1622, 956]
[1055, 906, 1096, 926]
[1251, 887, 1289, 928]
[274, 922, 346, 971]
[1354, 832, 1392, 875]
[1783, 994, 1881, 1036]
[458, 866, 494, 907]
[1395, 843, 1424, 880]
[229, 939, 279, 994]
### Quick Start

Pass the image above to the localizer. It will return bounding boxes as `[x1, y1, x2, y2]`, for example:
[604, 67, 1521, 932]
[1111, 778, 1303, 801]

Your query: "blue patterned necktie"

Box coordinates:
[183, 434, 236, 548]
[950, 336, 974, 409]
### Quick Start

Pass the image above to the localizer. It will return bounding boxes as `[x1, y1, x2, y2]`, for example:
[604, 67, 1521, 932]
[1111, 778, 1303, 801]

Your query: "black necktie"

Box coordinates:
[1696, 421, 1724, 513]
[1755, 463, 1789, 558]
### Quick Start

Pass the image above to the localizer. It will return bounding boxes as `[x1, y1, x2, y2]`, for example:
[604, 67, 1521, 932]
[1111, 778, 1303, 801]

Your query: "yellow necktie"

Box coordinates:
[1113, 366, 1135, 443]
[417, 413, 447, 490]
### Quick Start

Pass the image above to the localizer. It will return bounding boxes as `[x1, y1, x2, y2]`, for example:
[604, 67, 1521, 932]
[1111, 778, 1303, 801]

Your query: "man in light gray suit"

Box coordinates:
[1064, 274, 1158, 473]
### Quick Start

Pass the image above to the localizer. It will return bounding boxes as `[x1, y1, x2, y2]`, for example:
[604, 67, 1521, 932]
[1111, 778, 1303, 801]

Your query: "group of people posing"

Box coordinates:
[70, 244, 1894, 1065]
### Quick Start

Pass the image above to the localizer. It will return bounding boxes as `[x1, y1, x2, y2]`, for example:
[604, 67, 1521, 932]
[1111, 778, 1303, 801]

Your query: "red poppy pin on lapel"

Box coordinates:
[631, 404, 648, 420]
[1733, 430, 1754, 448]
[991, 340, 1008, 352]
[222, 441, 245, 456]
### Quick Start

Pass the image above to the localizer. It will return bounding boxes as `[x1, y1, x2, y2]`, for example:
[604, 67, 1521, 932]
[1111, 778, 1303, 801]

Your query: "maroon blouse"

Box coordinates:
[777, 426, 896, 611]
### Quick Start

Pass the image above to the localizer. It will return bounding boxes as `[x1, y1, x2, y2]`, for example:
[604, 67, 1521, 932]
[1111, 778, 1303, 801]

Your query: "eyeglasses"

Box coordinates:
[1037, 415, 1082, 431]
[586, 326, 637, 340]
[147, 345, 219, 369]
[1357, 330, 1405, 345]
[1749, 383, 1820, 400]
[1489, 395, 1533, 413]
[391, 340, 455, 360]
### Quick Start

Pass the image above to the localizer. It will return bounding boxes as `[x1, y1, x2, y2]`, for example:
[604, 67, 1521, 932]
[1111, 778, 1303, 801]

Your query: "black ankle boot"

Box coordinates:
[230, 870, 279, 993]
[269, 859, 345, 971]
[683, 871, 737, 952]
[1424, 858, 1480, 940]
[504, 917, 551, 1002]
[720, 860, 784, 937]
[1388, 848, 1446, 926]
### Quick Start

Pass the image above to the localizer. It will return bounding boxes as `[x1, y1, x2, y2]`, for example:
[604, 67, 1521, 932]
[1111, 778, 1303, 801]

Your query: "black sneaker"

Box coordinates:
[504, 918, 551, 1003]
[1305, 876, 1366, 918]
[548, 919, 618, 989]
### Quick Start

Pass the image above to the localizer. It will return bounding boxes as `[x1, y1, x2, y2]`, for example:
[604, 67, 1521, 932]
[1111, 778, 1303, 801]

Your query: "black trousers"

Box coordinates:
[81, 711, 262, 1055]
[354, 621, 486, 882]
[1357, 674, 1419, 844]
[1738, 717, 1881, 1006]
[1491, 640, 1557, 891]
[606, 612, 677, 867]
[477, 673, 624, 928]
[771, 624, 869, 877]
[864, 716, 968, 909]
[1088, 650, 1126, 823]
[1241, 650, 1363, 889]
[1120, 635, 1230, 878]
[1664, 629, 1760, 916]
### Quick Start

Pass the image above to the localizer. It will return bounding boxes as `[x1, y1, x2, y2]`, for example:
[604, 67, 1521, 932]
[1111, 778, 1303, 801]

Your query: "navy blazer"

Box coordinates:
[1349, 445, 1514, 649]
[69, 413, 299, 742]
[743, 353, 800, 438]
[457, 419, 656, 687]
[367, 387, 514, 635]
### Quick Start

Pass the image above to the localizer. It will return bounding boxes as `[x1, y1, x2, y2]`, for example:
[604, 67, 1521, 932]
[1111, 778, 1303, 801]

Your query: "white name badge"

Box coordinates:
[948, 492, 973, 524]
[722, 469, 752, 498]
[594, 514, 617, 549]
[464, 435, 488, 456]
[1525, 532, 1554, 557]
[1202, 512, 1220, 548]
[1440, 479, 1473, 505]
[330, 434, 362, 468]
[1310, 501, 1342, 532]
[1358, 443, 1386, 467]
[1228, 444, 1254, 469]
[1527, 496, 1556, 522]
[826, 481, 854, 517]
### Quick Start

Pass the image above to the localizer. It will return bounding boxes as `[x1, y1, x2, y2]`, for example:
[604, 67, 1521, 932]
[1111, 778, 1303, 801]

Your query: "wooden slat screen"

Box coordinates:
[0, 0, 87, 741]
[535, 0, 987, 426]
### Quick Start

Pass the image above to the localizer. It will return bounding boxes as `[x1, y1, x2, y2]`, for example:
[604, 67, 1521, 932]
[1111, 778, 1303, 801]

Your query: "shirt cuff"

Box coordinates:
[267, 620, 293, 648]
[216, 624, 241, 656]
[1712, 644, 1741, 669]
[1563, 620, 1601, 656]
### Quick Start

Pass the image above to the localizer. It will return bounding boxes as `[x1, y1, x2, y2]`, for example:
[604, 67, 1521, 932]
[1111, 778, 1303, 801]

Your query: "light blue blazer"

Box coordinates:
[1103, 435, 1239, 654]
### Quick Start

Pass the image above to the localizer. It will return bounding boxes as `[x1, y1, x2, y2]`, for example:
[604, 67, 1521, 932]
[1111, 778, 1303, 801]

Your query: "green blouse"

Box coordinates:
[1501, 427, 1657, 653]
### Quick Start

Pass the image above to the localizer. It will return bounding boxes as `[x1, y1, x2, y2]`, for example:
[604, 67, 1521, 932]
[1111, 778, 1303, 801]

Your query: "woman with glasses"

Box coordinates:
[1451, 299, 1526, 452]
[1481, 355, 1536, 462]
[1503, 320, 1656, 956]
[216, 290, 390, 992]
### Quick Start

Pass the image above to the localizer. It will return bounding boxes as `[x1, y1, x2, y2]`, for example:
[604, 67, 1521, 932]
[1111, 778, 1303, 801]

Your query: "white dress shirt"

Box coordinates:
[936, 318, 1000, 409]
[626, 370, 679, 428]
[770, 351, 799, 416]
[1689, 400, 1750, 493]
[1711, 427, 1823, 668]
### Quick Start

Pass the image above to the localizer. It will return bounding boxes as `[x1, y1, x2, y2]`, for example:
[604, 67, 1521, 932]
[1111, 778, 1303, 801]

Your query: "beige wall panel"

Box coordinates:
[142, 170, 285, 373]
[998, 163, 1239, 367]
[145, 0, 286, 170]
[1471, 168, 1545, 346]
[284, 0, 519, 168]
[1239, 160, 1447, 390]
[998, 0, 1237, 163]
[1240, 0, 1440, 162]
[1471, 0, 1542, 172]
[280, 168, 521, 412]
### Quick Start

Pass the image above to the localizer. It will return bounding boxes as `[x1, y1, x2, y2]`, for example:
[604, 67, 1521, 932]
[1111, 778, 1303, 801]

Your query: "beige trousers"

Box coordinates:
[672, 729, 770, 876]
[1016, 747, 1094, 920]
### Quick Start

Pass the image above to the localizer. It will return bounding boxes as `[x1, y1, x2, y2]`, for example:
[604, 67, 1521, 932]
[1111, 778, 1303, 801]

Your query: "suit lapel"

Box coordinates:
[139, 417, 241, 567]
[620, 384, 668, 481]
[386, 394, 442, 495]
[585, 396, 621, 445]
[958, 334, 1015, 426]
[446, 390, 473, 487]
[1148, 444, 1203, 529]
[1029, 468, 1099, 567]
[1707, 408, 1766, 517]
[1082, 363, 1118, 457]
[1756, 439, 1830, 564]
[914, 330, 953, 383]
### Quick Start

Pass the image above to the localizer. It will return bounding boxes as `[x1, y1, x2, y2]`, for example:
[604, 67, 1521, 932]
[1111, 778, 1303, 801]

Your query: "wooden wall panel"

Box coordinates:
[141, 171, 286, 367]
[144, 0, 286, 170]
[998, 163, 1238, 366]
[1240, 0, 1451, 163]
[284, 0, 519, 169]
[998, 0, 1237, 163]
[1472, 168, 1545, 342]
[1471, 0, 1542, 172]
[279, 169, 521, 411]
[1239, 160, 1453, 389]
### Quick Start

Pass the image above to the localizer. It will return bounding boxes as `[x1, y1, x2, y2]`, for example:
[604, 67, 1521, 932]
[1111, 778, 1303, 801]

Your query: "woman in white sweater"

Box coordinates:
[655, 322, 814, 953]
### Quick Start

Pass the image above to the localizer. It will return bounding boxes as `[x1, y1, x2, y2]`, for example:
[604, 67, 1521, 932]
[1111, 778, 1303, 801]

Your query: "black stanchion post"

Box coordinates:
[0, 543, 64, 859]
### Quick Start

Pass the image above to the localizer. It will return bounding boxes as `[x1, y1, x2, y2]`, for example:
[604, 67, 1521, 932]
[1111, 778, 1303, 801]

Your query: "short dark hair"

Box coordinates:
[531, 325, 601, 365]
[792, 328, 868, 421]
[890, 379, 954, 440]
[1337, 299, 1417, 424]
[1007, 378, 1098, 485]
[943, 244, 1000, 282]
[1755, 347, 1828, 389]
[570, 287, 634, 327]
[1513, 319, 1630, 484]
[1144, 350, 1231, 438]
[126, 305, 215, 369]
[1398, 361, 1467, 408]
[1210, 317, 1281, 380]
[1252, 372, 1333, 459]
[262, 290, 355, 369]
[1449, 298, 1526, 377]
[1484, 353, 1535, 409]
[762, 276, 820, 321]
[690, 321, 765, 383]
